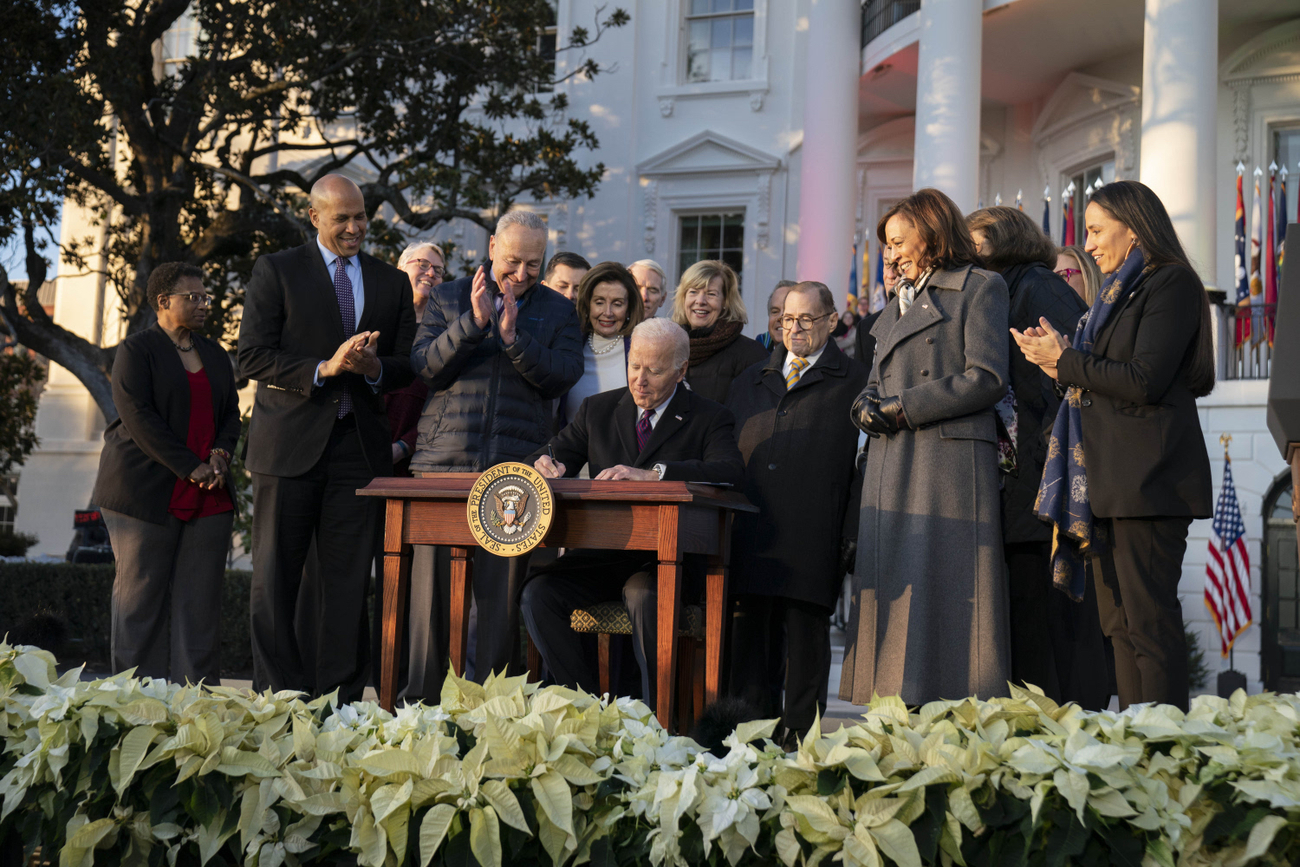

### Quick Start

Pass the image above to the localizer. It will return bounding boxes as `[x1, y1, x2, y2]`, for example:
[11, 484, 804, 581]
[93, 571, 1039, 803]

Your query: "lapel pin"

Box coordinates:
[675, 415, 683, 421]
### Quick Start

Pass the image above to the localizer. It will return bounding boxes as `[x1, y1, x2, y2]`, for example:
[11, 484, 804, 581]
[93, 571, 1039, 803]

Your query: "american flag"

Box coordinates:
[1205, 456, 1252, 656]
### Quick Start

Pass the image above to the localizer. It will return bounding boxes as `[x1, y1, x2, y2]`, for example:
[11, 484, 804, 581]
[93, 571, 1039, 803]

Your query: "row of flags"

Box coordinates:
[1234, 162, 1290, 348]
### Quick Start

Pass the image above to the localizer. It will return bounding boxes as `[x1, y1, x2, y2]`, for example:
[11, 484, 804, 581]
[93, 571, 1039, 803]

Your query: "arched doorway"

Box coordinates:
[1261, 472, 1299, 692]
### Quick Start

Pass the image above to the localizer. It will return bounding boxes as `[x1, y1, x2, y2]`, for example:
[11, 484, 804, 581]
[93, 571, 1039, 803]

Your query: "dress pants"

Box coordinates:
[522, 550, 701, 707]
[398, 545, 529, 698]
[250, 420, 380, 703]
[728, 594, 830, 735]
[102, 507, 232, 684]
[1093, 516, 1192, 711]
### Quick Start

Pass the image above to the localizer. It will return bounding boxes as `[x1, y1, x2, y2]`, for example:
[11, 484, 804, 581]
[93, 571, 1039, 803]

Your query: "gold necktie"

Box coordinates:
[785, 356, 808, 389]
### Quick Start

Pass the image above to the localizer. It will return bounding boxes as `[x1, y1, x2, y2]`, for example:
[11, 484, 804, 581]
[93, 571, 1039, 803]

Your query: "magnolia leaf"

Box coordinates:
[1224, 814, 1288, 867]
[532, 770, 575, 837]
[114, 725, 158, 795]
[733, 718, 780, 746]
[868, 818, 922, 867]
[470, 806, 503, 867]
[774, 828, 802, 867]
[482, 780, 531, 834]
[419, 803, 456, 867]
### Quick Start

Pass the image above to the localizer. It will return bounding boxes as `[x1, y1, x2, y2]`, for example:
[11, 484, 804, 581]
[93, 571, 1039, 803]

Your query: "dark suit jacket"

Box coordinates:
[727, 340, 869, 608]
[526, 385, 744, 486]
[92, 325, 241, 524]
[1056, 262, 1213, 519]
[854, 309, 882, 367]
[237, 242, 416, 477]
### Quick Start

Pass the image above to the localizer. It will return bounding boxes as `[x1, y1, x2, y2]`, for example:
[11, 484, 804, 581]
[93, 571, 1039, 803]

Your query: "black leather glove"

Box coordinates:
[839, 538, 857, 576]
[852, 387, 887, 437]
[876, 395, 906, 433]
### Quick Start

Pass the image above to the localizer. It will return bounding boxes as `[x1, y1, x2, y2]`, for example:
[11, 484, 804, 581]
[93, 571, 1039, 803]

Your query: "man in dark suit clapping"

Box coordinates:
[238, 174, 416, 702]
[520, 318, 744, 704]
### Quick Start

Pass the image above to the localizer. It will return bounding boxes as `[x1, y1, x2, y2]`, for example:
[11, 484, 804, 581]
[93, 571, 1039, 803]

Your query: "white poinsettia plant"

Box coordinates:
[1, 640, 1299, 867]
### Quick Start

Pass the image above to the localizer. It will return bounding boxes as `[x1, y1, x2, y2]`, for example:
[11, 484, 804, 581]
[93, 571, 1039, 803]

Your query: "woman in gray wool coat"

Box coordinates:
[840, 188, 1012, 706]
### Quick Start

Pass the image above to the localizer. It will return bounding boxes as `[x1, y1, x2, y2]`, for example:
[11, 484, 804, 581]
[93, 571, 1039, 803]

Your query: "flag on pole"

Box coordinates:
[1016, 189, 1023, 212]
[1249, 167, 1265, 344]
[871, 246, 886, 312]
[847, 243, 858, 308]
[1062, 191, 1075, 246]
[1266, 163, 1278, 346]
[1234, 165, 1251, 346]
[1042, 186, 1051, 235]
[1279, 165, 1288, 294]
[1205, 452, 1252, 657]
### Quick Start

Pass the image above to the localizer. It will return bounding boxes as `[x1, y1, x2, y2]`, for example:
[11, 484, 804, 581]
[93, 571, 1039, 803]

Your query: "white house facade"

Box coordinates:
[15, 0, 1300, 693]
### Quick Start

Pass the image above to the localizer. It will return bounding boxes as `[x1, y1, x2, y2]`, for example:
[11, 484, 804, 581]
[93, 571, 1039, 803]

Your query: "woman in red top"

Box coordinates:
[91, 263, 240, 684]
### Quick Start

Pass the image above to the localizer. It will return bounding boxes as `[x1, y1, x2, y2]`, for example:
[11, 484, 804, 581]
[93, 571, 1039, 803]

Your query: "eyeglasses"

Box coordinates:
[780, 313, 833, 331]
[168, 292, 212, 306]
[409, 259, 445, 277]
[1055, 268, 1081, 280]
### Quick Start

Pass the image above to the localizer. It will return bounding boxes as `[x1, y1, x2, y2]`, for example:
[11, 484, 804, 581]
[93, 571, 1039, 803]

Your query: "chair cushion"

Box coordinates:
[570, 602, 704, 640]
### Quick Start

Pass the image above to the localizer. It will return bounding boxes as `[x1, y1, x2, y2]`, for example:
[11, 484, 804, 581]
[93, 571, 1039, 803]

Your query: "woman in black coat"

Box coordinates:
[91, 263, 240, 684]
[1014, 180, 1215, 711]
[967, 205, 1107, 708]
[670, 260, 768, 403]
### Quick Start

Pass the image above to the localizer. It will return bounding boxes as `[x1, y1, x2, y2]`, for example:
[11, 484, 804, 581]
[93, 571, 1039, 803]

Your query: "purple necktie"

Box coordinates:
[636, 408, 655, 453]
[333, 256, 355, 419]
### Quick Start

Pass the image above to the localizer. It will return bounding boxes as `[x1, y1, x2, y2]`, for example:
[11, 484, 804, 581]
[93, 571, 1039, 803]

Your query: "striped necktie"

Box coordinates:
[785, 356, 808, 389]
[333, 256, 355, 419]
[636, 409, 655, 452]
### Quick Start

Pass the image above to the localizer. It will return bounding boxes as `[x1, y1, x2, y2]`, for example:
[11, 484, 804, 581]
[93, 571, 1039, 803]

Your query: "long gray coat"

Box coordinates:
[839, 265, 1012, 705]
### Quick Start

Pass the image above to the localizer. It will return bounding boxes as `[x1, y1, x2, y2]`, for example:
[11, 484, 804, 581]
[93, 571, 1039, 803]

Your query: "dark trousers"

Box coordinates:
[250, 421, 379, 702]
[522, 550, 697, 706]
[103, 507, 232, 684]
[397, 545, 529, 700]
[1005, 541, 1112, 710]
[1094, 516, 1192, 711]
[728, 594, 831, 734]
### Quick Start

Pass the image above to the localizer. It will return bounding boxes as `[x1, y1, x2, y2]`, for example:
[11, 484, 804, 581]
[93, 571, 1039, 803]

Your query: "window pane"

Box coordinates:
[735, 0, 754, 9]
[689, 19, 711, 51]
[713, 0, 734, 11]
[710, 48, 729, 82]
[1283, 600, 1297, 630]
[700, 214, 723, 253]
[733, 16, 753, 47]
[723, 214, 744, 249]
[722, 250, 744, 276]
[732, 47, 752, 81]
[680, 215, 700, 254]
[691, 0, 712, 14]
[711, 17, 731, 48]
[687, 48, 710, 82]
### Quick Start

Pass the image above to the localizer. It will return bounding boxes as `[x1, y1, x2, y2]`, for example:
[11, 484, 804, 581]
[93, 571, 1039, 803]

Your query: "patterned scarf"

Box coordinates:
[1036, 246, 1147, 600]
[687, 318, 745, 367]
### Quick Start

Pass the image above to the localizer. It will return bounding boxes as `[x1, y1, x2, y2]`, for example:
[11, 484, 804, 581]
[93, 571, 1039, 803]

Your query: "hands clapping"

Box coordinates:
[469, 265, 518, 345]
[1010, 317, 1070, 380]
[322, 331, 381, 379]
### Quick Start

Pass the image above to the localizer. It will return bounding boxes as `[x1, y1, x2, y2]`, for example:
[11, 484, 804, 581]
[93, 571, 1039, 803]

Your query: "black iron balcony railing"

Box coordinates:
[1220, 303, 1276, 380]
[861, 0, 922, 48]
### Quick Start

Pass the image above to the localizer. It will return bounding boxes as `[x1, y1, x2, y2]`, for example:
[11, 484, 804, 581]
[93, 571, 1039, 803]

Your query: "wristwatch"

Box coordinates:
[653, 463, 667, 480]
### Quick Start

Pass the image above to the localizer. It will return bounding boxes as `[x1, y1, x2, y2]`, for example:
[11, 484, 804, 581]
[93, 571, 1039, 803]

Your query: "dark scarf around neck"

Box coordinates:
[687, 318, 744, 366]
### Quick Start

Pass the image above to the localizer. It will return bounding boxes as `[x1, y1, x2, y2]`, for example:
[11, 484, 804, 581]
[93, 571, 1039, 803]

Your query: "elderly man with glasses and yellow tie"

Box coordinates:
[724, 281, 870, 745]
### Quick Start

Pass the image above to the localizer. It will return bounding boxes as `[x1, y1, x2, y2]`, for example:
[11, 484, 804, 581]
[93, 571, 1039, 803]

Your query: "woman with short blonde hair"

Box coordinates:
[668, 259, 766, 403]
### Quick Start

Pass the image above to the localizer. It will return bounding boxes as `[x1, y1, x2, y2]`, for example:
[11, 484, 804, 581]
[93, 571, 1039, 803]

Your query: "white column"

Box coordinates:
[1139, 0, 1218, 287]
[911, 0, 982, 212]
[795, 0, 860, 295]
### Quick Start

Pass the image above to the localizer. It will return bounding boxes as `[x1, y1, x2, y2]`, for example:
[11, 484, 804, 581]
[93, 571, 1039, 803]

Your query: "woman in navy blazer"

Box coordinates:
[92, 263, 240, 684]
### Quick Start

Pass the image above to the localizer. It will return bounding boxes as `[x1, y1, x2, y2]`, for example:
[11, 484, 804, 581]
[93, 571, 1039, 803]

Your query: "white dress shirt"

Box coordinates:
[313, 237, 380, 388]
[782, 343, 826, 381]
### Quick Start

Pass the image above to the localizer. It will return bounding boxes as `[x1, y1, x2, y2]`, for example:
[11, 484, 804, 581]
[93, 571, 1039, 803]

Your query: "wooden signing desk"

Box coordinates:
[357, 475, 757, 730]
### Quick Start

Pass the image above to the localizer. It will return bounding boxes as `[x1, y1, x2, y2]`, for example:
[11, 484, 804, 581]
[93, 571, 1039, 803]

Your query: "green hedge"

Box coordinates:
[0, 562, 254, 675]
[2, 642, 1299, 867]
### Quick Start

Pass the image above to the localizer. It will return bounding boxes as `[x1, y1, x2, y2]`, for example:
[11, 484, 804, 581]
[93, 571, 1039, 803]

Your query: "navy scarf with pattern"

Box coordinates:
[1036, 246, 1147, 600]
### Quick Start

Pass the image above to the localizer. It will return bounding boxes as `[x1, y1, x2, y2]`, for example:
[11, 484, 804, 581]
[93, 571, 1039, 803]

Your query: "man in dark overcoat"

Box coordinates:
[726, 280, 869, 738]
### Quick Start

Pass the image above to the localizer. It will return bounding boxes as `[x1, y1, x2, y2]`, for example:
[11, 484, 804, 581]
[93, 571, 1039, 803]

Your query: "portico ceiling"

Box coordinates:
[858, 0, 1300, 125]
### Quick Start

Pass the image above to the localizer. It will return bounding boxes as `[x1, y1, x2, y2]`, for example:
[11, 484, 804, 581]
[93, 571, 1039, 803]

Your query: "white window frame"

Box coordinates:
[656, 0, 769, 109]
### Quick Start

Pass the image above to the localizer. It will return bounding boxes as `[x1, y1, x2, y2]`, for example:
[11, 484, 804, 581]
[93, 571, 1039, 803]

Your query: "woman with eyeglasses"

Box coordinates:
[389, 241, 445, 474]
[1014, 180, 1214, 711]
[966, 206, 1104, 708]
[1055, 245, 1104, 306]
[91, 262, 239, 684]
[840, 188, 1011, 706]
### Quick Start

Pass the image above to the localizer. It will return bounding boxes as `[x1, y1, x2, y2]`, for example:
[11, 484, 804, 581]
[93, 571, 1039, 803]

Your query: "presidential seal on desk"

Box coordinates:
[466, 462, 555, 556]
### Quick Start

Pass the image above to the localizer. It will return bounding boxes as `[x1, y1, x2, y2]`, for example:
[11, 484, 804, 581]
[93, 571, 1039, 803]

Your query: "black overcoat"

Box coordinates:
[685, 330, 769, 404]
[726, 340, 869, 609]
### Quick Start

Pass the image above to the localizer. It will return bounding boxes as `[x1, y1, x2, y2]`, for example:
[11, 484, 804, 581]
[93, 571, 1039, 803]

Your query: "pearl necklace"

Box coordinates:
[589, 334, 622, 356]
